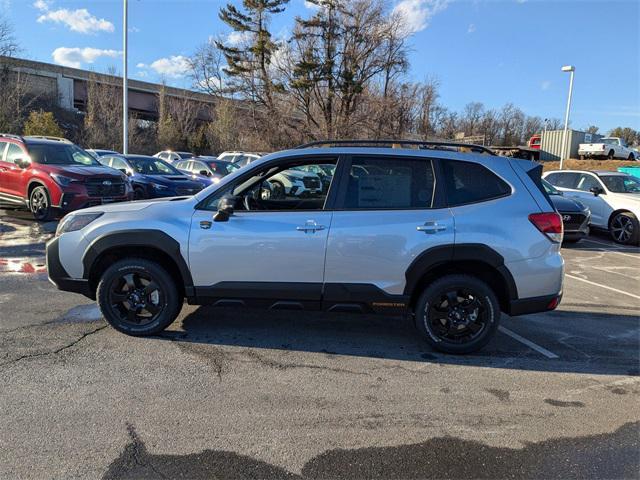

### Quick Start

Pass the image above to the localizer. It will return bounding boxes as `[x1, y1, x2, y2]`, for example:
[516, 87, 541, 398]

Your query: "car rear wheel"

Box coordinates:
[415, 274, 500, 354]
[97, 258, 182, 335]
[628, 153, 635, 161]
[607, 150, 615, 160]
[29, 186, 54, 221]
[610, 212, 639, 245]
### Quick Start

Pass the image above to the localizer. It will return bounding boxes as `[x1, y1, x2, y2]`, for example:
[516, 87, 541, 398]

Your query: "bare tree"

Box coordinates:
[0, 14, 20, 57]
[190, 39, 227, 98]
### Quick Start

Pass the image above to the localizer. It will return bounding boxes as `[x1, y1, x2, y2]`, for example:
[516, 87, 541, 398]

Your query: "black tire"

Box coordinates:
[579, 155, 585, 160]
[133, 187, 146, 200]
[609, 212, 640, 245]
[29, 185, 54, 221]
[607, 150, 615, 160]
[415, 274, 500, 354]
[629, 153, 636, 161]
[96, 258, 182, 335]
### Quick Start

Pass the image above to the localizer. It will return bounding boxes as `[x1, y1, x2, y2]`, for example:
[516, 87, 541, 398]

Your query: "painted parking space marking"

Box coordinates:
[579, 239, 640, 258]
[565, 274, 640, 301]
[498, 326, 559, 359]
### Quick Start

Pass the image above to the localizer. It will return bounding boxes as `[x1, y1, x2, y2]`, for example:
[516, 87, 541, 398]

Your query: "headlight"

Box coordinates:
[50, 173, 79, 186]
[55, 212, 103, 237]
[150, 182, 169, 190]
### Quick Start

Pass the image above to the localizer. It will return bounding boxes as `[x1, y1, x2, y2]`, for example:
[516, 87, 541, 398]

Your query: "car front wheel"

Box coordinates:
[415, 274, 500, 354]
[97, 258, 182, 335]
[610, 212, 639, 245]
[29, 185, 54, 221]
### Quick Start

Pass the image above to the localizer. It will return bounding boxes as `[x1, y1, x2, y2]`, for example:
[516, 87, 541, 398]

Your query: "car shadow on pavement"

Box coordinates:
[154, 306, 639, 376]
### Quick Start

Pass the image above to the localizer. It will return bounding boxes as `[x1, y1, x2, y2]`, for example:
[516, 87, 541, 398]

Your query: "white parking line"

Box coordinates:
[565, 274, 640, 300]
[580, 239, 640, 258]
[498, 326, 559, 359]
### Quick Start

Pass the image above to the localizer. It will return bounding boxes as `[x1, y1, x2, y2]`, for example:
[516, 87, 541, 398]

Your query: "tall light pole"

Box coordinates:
[122, 0, 129, 154]
[559, 65, 575, 169]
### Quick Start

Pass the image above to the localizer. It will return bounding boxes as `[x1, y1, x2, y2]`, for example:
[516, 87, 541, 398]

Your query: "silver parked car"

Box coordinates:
[46, 140, 564, 354]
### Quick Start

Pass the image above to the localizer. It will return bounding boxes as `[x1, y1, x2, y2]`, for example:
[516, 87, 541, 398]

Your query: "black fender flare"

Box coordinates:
[403, 243, 518, 300]
[82, 229, 194, 292]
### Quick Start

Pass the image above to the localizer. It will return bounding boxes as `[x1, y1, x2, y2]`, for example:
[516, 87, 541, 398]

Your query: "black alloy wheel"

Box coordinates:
[29, 186, 53, 221]
[415, 274, 500, 354]
[610, 212, 639, 245]
[97, 259, 182, 335]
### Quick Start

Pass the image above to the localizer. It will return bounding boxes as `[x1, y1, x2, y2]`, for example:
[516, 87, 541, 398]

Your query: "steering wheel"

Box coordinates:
[243, 194, 260, 211]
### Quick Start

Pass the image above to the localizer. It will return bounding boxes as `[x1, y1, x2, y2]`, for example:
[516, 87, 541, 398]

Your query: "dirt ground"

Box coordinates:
[541, 159, 638, 172]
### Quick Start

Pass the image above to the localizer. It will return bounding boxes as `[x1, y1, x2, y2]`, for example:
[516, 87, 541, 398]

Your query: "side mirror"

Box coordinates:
[590, 186, 604, 196]
[199, 170, 210, 177]
[14, 157, 31, 169]
[213, 196, 236, 222]
[118, 168, 131, 176]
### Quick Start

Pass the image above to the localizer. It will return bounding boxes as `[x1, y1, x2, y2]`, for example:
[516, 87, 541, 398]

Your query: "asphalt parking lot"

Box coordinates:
[0, 209, 638, 479]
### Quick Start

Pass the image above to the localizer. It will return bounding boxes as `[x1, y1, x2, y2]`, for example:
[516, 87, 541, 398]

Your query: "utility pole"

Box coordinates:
[560, 65, 575, 169]
[122, 0, 129, 154]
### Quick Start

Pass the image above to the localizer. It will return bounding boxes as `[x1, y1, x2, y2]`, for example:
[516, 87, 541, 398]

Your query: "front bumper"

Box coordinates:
[46, 237, 93, 298]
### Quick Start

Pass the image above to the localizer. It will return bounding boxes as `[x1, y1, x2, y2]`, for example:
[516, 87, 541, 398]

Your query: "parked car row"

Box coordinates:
[543, 169, 640, 245]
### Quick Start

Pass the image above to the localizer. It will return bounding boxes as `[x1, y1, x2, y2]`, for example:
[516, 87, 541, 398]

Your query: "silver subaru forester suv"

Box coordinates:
[47, 140, 564, 354]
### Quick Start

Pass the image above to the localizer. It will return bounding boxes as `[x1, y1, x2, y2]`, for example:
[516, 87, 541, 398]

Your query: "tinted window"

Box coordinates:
[0, 141, 9, 161]
[27, 143, 99, 166]
[600, 175, 640, 193]
[129, 157, 181, 175]
[442, 160, 510, 206]
[343, 157, 435, 209]
[575, 174, 601, 192]
[546, 172, 580, 189]
[6, 143, 26, 164]
[111, 157, 129, 172]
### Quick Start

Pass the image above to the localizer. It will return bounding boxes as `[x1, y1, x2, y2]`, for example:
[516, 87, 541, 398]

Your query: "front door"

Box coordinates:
[189, 156, 339, 305]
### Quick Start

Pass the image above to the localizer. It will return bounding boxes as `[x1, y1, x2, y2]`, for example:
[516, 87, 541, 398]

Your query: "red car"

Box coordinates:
[0, 134, 132, 220]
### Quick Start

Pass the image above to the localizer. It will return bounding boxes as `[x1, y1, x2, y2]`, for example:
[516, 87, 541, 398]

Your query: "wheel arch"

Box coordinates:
[82, 230, 194, 299]
[404, 244, 517, 314]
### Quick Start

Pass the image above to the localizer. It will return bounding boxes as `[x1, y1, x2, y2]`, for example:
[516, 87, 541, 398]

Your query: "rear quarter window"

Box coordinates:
[442, 160, 511, 206]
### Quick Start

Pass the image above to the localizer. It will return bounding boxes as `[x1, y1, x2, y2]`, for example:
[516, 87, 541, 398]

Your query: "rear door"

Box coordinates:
[323, 154, 454, 307]
[2, 142, 29, 198]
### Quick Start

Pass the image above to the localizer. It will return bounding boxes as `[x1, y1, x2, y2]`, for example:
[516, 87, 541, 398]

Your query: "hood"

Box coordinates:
[282, 169, 316, 180]
[138, 174, 202, 188]
[549, 194, 588, 213]
[45, 165, 124, 179]
[608, 191, 640, 206]
[77, 196, 195, 215]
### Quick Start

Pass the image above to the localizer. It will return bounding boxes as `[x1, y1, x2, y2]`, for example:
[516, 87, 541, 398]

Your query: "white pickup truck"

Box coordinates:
[578, 137, 637, 160]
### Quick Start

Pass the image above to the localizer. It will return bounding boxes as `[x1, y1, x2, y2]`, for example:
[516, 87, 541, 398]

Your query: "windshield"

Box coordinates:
[129, 157, 182, 175]
[207, 161, 239, 175]
[28, 143, 100, 166]
[542, 179, 560, 195]
[600, 175, 640, 194]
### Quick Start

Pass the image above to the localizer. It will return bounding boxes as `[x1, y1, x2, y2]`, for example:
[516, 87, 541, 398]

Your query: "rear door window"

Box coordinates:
[0, 141, 9, 161]
[342, 156, 435, 210]
[545, 172, 580, 189]
[441, 160, 511, 206]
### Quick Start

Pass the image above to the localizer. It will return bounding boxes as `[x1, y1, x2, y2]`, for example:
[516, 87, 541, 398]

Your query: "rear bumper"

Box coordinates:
[507, 293, 562, 316]
[46, 237, 94, 298]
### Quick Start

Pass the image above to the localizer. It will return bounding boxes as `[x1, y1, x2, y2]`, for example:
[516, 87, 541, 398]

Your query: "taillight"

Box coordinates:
[529, 212, 563, 243]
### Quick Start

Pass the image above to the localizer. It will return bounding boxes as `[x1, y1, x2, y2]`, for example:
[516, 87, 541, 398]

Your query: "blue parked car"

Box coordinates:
[98, 154, 204, 200]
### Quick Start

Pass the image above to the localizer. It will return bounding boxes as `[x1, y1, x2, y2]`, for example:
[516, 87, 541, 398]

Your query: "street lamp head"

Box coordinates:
[561, 65, 575, 72]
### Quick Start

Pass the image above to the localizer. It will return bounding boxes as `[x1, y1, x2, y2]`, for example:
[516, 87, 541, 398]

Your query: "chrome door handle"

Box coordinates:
[417, 222, 447, 234]
[296, 221, 325, 232]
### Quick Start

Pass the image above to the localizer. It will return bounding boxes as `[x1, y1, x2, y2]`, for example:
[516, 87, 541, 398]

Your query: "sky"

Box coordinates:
[2, 0, 639, 133]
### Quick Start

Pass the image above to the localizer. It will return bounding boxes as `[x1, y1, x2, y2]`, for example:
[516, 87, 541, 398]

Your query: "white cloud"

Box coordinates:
[149, 55, 191, 78]
[52, 47, 121, 68]
[128, 26, 140, 33]
[303, 0, 320, 9]
[467, 23, 476, 33]
[36, 1, 114, 35]
[541, 80, 551, 91]
[227, 31, 252, 46]
[392, 0, 450, 35]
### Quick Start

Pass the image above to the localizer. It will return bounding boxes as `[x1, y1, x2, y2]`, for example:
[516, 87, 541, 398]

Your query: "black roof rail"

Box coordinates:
[0, 133, 24, 142]
[294, 139, 496, 156]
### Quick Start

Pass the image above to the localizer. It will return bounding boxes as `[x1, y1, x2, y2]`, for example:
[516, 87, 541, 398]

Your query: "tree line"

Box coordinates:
[1, 6, 638, 154]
